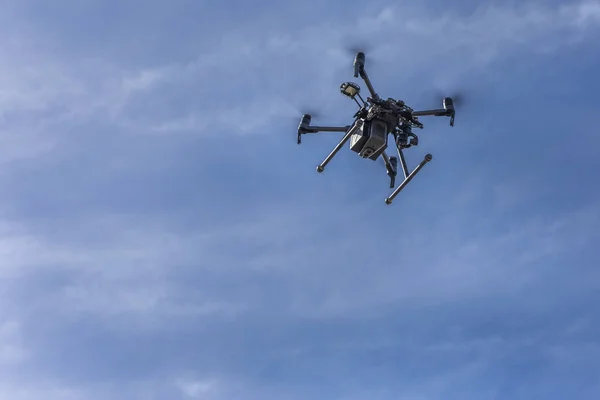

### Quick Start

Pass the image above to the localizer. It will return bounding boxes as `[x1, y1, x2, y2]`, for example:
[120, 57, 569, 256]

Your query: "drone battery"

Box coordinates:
[349, 129, 368, 153]
[349, 118, 388, 160]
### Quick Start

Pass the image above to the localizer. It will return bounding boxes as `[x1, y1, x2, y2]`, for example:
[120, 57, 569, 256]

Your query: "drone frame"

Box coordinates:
[297, 52, 455, 205]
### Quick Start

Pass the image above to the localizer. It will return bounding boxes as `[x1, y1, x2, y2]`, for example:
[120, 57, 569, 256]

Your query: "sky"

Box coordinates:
[1, 0, 600, 399]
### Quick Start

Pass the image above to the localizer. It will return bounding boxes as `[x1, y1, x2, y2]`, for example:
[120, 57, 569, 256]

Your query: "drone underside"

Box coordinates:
[297, 52, 456, 205]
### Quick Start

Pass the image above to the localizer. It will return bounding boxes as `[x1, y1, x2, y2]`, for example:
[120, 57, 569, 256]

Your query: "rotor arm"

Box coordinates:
[411, 97, 456, 126]
[297, 114, 351, 144]
[309, 126, 351, 132]
[411, 108, 455, 126]
[359, 69, 378, 100]
[353, 52, 379, 99]
[411, 108, 445, 116]
[298, 125, 351, 144]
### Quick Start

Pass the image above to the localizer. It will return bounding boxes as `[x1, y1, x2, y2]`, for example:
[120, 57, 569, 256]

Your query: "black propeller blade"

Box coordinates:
[286, 104, 321, 145]
[429, 89, 467, 108]
[341, 37, 380, 66]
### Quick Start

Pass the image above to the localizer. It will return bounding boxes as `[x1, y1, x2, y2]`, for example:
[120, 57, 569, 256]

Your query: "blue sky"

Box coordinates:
[1, 0, 600, 399]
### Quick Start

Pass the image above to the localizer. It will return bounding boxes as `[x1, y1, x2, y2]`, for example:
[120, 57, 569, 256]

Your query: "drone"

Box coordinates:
[297, 52, 457, 205]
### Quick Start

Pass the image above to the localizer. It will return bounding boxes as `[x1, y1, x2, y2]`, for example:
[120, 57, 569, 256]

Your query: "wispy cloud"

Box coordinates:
[0, 320, 27, 366]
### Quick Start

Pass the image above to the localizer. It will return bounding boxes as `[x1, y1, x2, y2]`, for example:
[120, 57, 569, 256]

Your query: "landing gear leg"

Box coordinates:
[316, 120, 363, 173]
[384, 152, 432, 205]
[381, 151, 397, 189]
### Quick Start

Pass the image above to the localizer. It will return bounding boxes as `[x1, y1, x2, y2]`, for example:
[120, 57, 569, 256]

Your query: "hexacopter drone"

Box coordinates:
[297, 52, 457, 205]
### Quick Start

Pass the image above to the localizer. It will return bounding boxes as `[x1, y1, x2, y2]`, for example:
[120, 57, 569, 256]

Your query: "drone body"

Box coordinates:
[297, 52, 456, 205]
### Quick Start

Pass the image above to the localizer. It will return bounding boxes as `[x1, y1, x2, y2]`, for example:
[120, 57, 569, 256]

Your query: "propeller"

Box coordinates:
[344, 41, 374, 57]
[421, 87, 471, 126]
[285, 103, 322, 145]
[340, 37, 380, 67]
[429, 89, 468, 108]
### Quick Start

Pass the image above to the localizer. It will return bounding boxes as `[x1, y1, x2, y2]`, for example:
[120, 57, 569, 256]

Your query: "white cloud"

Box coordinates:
[0, 320, 28, 366]
[174, 378, 218, 399]
[4, 186, 595, 325]
[0, 384, 83, 400]
[0, 202, 342, 325]
[0, 220, 245, 327]
[572, 0, 600, 24]
[263, 200, 600, 319]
